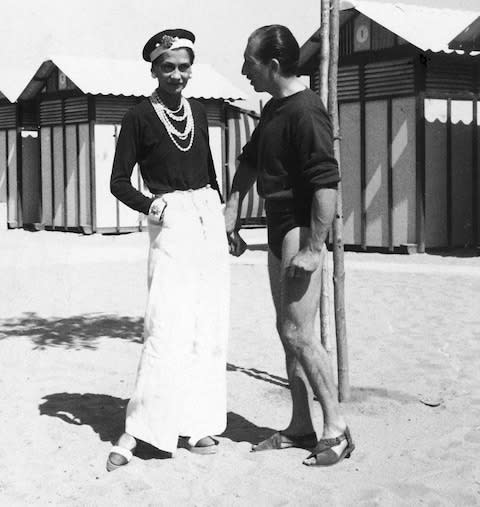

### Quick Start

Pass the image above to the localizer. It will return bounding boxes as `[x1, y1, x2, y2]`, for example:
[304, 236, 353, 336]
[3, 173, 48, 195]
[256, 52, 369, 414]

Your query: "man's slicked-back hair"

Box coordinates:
[250, 25, 299, 76]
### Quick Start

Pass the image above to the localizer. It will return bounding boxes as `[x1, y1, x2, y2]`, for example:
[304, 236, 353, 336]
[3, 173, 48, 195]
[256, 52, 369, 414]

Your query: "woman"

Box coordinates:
[225, 25, 355, 467]
[107, 28, 229, 471]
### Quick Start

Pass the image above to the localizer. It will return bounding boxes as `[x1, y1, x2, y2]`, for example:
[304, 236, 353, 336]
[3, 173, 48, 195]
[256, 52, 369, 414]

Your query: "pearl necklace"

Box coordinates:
[150, 91, 195, 152]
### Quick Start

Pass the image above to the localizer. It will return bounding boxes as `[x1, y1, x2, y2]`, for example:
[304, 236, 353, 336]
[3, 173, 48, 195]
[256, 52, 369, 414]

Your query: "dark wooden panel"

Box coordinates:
[39, 100, 63, 126]
[426, 57, 474, 94]
[64, 96, 89, 124]
[95, 96, 140, 124]
[338, 65, 361, 101]
[0, 104, 17, 129]
[364, 59, 414, 98]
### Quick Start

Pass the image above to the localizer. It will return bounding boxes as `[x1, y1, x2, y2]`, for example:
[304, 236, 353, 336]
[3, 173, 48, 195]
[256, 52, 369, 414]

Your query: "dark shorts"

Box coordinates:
[265, 200, 311, 260]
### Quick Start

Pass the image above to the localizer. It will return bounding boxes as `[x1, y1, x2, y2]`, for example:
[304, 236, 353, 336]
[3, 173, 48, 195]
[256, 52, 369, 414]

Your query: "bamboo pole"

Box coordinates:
[328, 0, 350, 402]
[319, 0, 332, 356]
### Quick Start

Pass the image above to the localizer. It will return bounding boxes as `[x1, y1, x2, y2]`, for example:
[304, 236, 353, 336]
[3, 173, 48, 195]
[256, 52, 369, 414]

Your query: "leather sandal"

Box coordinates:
[179, 436, 219, 455]
[302, 427, 355, 467]
[106, 445, 134, 472]
[252, 431, 318, 452]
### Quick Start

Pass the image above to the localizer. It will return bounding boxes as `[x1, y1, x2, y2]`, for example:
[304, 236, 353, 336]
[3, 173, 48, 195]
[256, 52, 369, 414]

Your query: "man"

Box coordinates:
[225, 24, 354, 467]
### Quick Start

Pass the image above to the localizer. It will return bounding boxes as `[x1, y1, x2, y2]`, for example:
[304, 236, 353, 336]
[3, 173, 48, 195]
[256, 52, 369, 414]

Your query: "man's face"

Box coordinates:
[241, 38, 270, 93]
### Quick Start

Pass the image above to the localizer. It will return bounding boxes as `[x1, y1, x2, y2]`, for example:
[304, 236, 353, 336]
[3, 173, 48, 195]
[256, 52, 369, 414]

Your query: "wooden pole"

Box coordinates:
[319, 0, 332, 356]
[328, 0, 350, 402]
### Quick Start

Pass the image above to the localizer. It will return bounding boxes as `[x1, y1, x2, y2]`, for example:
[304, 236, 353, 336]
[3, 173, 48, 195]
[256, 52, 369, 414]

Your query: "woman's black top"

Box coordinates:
[111, 97, 220, 215]
[238, 88, 340, 207]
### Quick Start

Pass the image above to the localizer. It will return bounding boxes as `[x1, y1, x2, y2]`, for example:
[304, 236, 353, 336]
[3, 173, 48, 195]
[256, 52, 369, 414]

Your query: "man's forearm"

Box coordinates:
[306, 187, 337, 252]
[224, 161, 258, 231]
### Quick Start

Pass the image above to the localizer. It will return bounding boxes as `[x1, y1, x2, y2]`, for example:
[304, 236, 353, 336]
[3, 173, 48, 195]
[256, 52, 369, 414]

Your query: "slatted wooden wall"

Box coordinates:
[225, 105, 264, 223]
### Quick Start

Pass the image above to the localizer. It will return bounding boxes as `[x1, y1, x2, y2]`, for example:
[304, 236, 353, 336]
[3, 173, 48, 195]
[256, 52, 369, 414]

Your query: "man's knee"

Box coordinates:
[279, 320, 314, 357]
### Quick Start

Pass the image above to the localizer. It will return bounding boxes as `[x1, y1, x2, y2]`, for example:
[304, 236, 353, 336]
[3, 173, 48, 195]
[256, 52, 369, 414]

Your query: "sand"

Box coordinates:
[0, 228, 479, 506]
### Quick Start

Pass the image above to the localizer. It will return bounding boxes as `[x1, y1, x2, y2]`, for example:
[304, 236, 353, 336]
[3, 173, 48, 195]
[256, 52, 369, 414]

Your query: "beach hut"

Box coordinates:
[299, 0, 480, 251]
[0, 68, 41, 231]
[0, 92, 16, 230]
[16, 56, 258, 233]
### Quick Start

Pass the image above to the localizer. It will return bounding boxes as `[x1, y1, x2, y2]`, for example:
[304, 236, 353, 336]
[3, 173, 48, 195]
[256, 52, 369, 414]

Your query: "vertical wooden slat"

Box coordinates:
[89, 117, 96, 232]
[62, 114, 68, 229]
[473, 98, 478, 246]
[446, 98, 452, 248]
[387, 98, 393, 251]
[16, 130, 23, 227]
[53, 126, 65, 228]
[415, 52, 426, 253]
[392, 97, 416, 246]
[65, 124, 78, 228]
[78, 124, 91, 232]
[76, 124, 81, 229]
[0, 131, 6, 203]
[360, 64, 367, 250]
[114, 124, 120, 233]
[7, 130, 19, 227]
[0, 130, 7, 229]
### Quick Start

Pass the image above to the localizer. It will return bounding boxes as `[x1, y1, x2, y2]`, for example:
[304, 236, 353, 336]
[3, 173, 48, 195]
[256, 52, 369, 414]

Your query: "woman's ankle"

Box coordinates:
[116, 432, 136, 450]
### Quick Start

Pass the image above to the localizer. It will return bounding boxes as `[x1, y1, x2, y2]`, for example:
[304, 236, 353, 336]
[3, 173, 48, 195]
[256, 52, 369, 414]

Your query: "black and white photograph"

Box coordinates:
[1, 0, 479, 505]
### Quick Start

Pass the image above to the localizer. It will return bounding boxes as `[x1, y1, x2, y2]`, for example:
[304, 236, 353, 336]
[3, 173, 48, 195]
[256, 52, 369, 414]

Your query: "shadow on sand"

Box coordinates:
[0, 312, 143, 350]
[38, 392, 275, 456]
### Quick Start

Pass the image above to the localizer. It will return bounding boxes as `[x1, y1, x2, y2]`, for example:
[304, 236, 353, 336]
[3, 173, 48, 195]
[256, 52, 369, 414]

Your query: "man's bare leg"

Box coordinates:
[268, 249, 315, 437]
[279, 227, 348, 457]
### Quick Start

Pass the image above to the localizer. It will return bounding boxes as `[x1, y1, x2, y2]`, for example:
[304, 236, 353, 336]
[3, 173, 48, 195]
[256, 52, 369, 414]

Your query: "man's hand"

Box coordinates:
[285, 248, 322, 278]
[227, 230, 248, 257]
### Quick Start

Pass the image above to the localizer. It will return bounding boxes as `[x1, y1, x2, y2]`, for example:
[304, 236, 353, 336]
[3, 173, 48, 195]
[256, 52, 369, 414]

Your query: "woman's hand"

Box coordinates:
[148, 198, 167, 224]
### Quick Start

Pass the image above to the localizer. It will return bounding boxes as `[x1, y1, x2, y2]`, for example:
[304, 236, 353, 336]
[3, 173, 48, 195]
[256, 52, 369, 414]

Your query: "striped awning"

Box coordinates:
[225, 105, 265, 222]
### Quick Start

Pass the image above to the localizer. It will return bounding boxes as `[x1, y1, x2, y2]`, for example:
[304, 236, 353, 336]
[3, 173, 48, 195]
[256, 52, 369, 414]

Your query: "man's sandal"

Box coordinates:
[179, 436, 219, 455]
[303, 427, 355, 467]
[252, 431, 318, 452]
[106, 446, 134, 472]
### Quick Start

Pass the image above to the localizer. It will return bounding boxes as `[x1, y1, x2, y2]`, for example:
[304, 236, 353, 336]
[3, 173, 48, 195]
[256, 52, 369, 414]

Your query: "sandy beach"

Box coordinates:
[1, 228, 479, 506]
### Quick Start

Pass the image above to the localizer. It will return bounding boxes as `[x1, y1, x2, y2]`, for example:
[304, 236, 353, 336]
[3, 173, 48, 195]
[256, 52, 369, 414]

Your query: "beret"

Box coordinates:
[142, 29, 195, 62]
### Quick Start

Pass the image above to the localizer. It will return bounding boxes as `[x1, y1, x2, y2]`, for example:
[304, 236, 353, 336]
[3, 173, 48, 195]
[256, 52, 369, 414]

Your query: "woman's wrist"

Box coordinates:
[149, 197, 167, 221]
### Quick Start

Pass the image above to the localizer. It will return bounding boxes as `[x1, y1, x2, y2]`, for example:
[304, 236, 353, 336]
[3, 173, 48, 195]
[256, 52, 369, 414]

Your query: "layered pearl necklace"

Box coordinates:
[150, 90, 195, 152]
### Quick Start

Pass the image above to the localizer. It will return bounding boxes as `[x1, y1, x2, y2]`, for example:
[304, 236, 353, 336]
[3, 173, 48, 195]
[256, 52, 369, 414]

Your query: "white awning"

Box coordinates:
[340, 0, 480, 53]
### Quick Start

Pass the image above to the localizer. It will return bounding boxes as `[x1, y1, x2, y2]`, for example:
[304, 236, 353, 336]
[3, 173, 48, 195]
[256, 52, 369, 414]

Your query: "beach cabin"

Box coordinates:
[0, 92, 16, 230]
[0, 72, 41, 231]
[16, 56, 261, 233]
[299, 0, 480, 251]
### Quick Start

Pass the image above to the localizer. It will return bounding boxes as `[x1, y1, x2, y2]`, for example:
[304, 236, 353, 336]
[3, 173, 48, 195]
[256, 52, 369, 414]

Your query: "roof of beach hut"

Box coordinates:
[299, 0, 480, 69]
[17, 55, 248, 102]
[449, 15, 480, 52]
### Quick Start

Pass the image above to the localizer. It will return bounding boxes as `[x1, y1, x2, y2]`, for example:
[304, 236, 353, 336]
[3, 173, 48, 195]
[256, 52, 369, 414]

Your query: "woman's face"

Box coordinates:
[152, 48, 192, 97]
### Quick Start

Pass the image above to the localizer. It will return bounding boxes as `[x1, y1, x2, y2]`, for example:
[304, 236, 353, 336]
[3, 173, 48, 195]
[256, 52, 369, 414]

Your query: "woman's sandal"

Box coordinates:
[252, 431, 318, 452]
[302, 427, 355, 467]
[106, 445, 134, 472]
[179, 436, 219, 455]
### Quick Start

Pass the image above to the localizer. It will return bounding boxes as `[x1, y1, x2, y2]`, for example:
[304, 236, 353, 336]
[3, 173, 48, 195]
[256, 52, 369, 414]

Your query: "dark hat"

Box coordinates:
[142, 29, 196, 62]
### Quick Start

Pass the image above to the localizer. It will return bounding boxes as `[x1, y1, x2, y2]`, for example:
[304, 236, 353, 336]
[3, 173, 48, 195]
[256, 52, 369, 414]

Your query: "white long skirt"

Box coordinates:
[125, 186, 229, 453]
